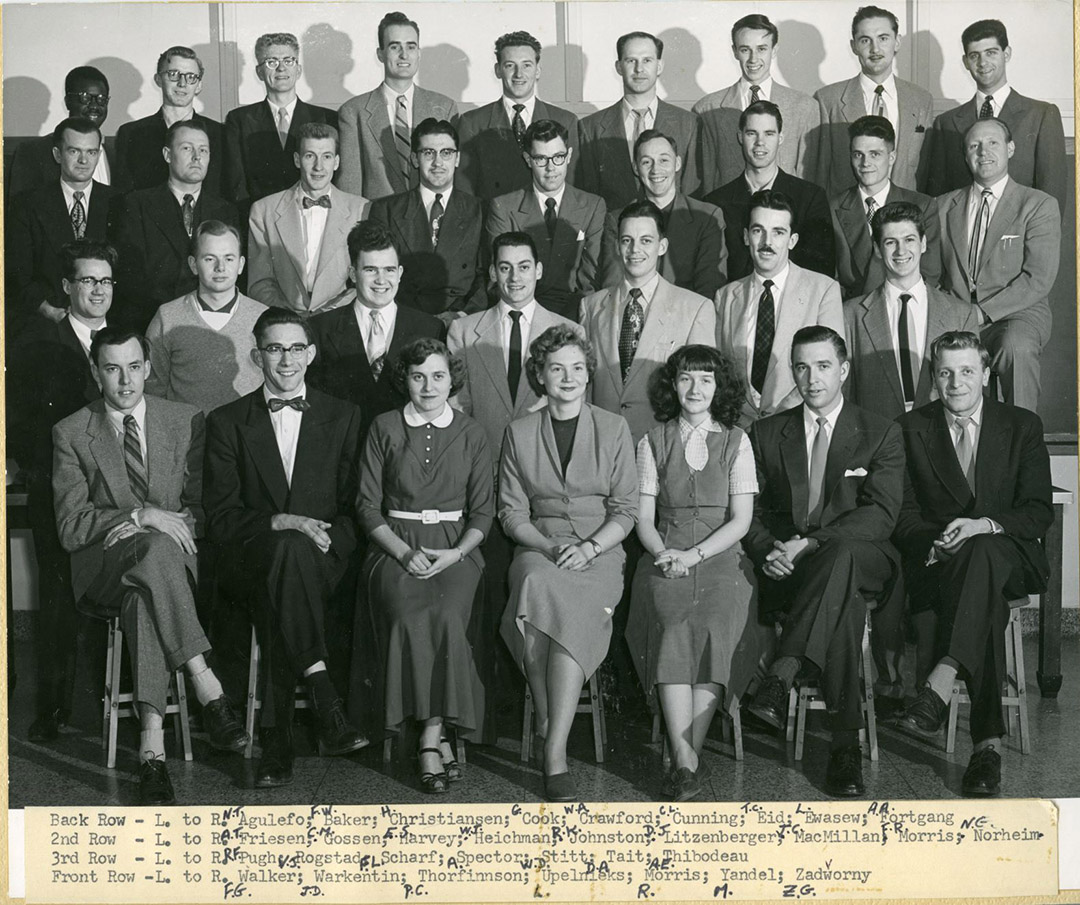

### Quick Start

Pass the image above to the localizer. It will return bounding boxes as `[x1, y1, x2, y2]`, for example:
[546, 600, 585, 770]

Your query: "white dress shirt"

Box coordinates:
[497, 299, 538, 372]
[858, 181, 892, 229]
[744, 264, 791, 399]
[264, 382, 306, 485]
[67, 313, 104, 357]
[502, 94, 537, 128]
[61, 179, 94, 215]
[382, 82, 416, 132]
[966, 174, 1009, 245]
[944, 399, 982, 462]
[975, 84, 1012, 118]
[420, 183, 453, 221]
[354, 300, 398, 361]
[803, 396, 844, 465]
[533, 182, 566, 216]
[883, 277, 929, 410]
[298, 184, 332, 290]
[859, 72, 899, 137]
[618, 272, 660, 319]
[105, 396, 148, 462]
[738, 76, 774, 108]
[622, 96, 658, 157]
[267, 96, 298, 133]
[169, 184, 202, 208]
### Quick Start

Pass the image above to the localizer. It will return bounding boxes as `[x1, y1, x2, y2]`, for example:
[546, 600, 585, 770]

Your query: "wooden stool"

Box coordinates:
[102, 617, 192, 769]
[946, 603, 1030, 754]
[785, 613, 878, 761]
[653, 694, 744, 766]
[243, 626, 311, 759]
[522, 673, 607, 763]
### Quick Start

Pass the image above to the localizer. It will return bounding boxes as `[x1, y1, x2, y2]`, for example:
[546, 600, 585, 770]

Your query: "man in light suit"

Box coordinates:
[52, 327, 248, 804]
[937, 118, 1060, 413]
[485, 119, 606, 322]
[223, 32, 337, 213]
[599, 129, 727, 299]
[694, 14, 820, 195]
[367, 119, 485, 324]
[845, 201, 976, 420]
[577, 31, 700, 211]
[923, 19, 1068, 217]
[715, 190, 844, 428]
[831, 116, 940, 300]
[704, 101, 834, 281]
[456, 31, 580, 200]
[581, 199, 715, 444]
[893, 331, 1053, 796]
[336, 11, 458, 201]
[815, 6, 934, 195]
[247, 123, 368, 316]
[744, 325, 904, 797]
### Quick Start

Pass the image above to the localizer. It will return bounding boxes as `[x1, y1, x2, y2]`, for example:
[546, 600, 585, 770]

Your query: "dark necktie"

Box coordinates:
[872, 84, 886, 118]
[182, 194, 195, 237]
[430, 193, 444, 247]
[751, 279, 775, 394]
[968, 188, 993, 286]
[302, 195, 332, 209]
[123, 415, 148, 505]
[511, 103, 526, 147]
[618, 287, 645, 383]
[898, 293, 917, 403]
[806, 416, 829, 527]
[865, 196, 878, 228]
[749, 84, 762, 106]
[979, 95, 994, 119]
[954, 416, 975, 492]
[544, 197, 557, 240]
[267, 396, 310, 412]
[507, 310, 523, 404]
[70, 190, 87, 239]
[394, 95, 411, 179]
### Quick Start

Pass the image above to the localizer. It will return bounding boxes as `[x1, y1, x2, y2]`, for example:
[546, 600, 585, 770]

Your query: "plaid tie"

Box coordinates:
[865, 196, 877, 228]
[70, 191, 87, 239]
[368, 309, 387, 377]
[979, 95, 994, 119]
[123, 415, 148, 505]
[394, 95, 412, 179]
[618, 288, 645, 383]
[511, 103, 526, 147]
[751, 279, 775, 394]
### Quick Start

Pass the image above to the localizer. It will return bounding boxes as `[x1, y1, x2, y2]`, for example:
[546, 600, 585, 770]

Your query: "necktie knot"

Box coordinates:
[982, 188, 993, 200]
[874, 85, 884, 96]
[955, 415, 971, 430]
[979, 95, 994, 118]
[629, 287, 643, 301]
[512, 103, 525, 113]
[183, 193, 194, 204]
[899, 292, 912, 305]
[816, 416, 828, 430]
[508, 310, 522, 323]
[302, 194, 331, 209]
[750, 84, 762, 102]
[267, 396, 309, 413]
[74, 190, 85, 202]
[545, 197, 556, 212]
[865, 196, 878, 224]
[124, 414, 137, 428]
[762, 279, 774, 292]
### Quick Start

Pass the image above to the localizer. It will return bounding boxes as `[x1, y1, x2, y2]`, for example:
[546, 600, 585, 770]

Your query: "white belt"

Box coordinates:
[388, 509, 463, 524]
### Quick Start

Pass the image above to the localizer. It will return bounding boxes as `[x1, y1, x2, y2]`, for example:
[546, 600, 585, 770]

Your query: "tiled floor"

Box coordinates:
[8, 633, 1079, 807]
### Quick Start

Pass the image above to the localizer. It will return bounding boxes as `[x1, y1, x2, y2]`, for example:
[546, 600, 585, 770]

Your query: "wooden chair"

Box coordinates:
[521, 673, 607, 763]
[243, 626, 310, 759]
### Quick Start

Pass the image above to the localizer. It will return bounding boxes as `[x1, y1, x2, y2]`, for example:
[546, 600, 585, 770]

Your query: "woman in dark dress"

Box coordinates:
[358, 339, 494, 793]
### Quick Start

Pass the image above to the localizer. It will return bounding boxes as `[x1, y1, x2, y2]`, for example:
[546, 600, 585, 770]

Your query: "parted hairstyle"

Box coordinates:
[52, 116, 101, 148]
[848, 114, 895, 148]
[252, 306, 315, 346]
[255, 32, 299, 60]
[616, 31, 663, 59]
[157, 46, 204, 78]
[90, 327, 149, 367]
[378, 11, 419, 47]
[496, 31, 541, 61]
[525, 325, 596, 397]
[295, 121, 339, 150]
[791, 325, 848, 363]
[930, 330, 991, 370]
[648, 344, 745, 429]
[851, 6, 899, 36]
[492, 230, 539, 263]
[962, 19, 1008, 51]
[731, 14, 778, 46]
[61, 240, 117, 280]
[390, 337, 467, 397]
[746, 189, 797, 231]
[189, 219, 243, 258]
[523, 118, 569, 151]
[739, 99, 783, 133]
[870, 200, 925, 245]
[618, 199, 666, 238]
[411, 117, 458, 152]
[347, 221, 399, 264]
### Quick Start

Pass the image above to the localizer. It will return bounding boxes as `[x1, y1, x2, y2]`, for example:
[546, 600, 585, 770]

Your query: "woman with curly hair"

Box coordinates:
[498, 325, 638, 802]
[626, 344, 764, 801]
[357, 338, 494, 794]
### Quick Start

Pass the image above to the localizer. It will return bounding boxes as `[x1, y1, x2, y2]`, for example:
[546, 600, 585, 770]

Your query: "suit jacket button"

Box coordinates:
[621, 403, 630, 409]
[562, 496, 570, 503]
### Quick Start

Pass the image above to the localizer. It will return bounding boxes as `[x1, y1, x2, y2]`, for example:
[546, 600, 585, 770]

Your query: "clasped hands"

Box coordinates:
[653, 548, 702, 579]
[550, 542, 595, 571]
[400, 547, 462, 579]
[104, 508, 197, 555]
[762, 535, 817, 580]
[929, 517, 990, 562]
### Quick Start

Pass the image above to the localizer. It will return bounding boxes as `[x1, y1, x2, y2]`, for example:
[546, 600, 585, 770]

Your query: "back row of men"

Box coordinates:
[7, 10, 1063, 413]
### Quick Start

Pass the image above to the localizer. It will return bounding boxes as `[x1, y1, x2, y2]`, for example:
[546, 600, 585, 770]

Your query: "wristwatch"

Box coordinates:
[584, 539, 603, 558]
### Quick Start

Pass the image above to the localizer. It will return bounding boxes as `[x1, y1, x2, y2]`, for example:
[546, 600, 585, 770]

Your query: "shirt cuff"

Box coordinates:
[131, 508, 142, 529]
[985, 517, 1003, 535]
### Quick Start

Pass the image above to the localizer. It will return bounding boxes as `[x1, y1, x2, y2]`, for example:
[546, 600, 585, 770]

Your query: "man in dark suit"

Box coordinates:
[307, 222, 444, 439]
[577, 31, 700, 210]
[6, 118, 116, 339]
[114, 46, 223, 196]
[744, 325, 904, 797]
[113, 120, 239, 331]
[485, 119, 606, 321]
[599, 129, 727, 299]
[831, 116, 940, 300]
[8, 66, 112, 198]
[923, 19, 1068, 217]
[52, 327, 248, 804]
[704, 100, 834, 280]
[223, 32, 337, 213]
[205, 308, 368, 788]
[367, 119, 485, 325]
[456, 30, 580, 200]
[336, 11, 458, 201]
[893, 331, 1052, 796]
[937, 118, 1060, 413]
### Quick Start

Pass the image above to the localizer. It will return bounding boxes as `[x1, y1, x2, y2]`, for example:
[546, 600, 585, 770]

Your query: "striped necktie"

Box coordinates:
[394, 95, 412, 179]
[123, 415, 148, 505]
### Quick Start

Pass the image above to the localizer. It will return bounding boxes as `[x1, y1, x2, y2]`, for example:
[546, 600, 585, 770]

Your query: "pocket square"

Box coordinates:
[576, 229, 586, 241]
[844, 467, 868, 477]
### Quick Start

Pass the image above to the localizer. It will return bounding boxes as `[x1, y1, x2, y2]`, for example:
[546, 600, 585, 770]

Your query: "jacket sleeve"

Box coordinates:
[203, 409, 275, 543]
[577, 196, 607, 294]
[52, 425, 132, 553]
[498, 424, 532, 536]
[1033, 103, 1068, 218]
[327, 405, 361, 561]
[743, 420, 779, 565]
[182, 410, 206, 536]
[144, 312, 170, 400]
[980, 414, 1054, 541]
[335, 101, 365, 196]
[246, 204, 291, 309]
[692, 203, 728, 298]
[223, 111, 248, 205]
[603, 416, 640, 536]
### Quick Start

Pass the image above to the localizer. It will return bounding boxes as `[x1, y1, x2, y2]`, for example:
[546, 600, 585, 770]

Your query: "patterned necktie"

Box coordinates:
[507, 310, 523, 404]
[954, 416, 976, 492]
[267, 396, 310, 412]
[394, 95, 412, 179]
[181, 194, 194, 237]
[749, 84, 762, 106]
[865, 196, 878, 228]
[544, 197, 557, 240]
[806, 416, 829, 527]
[70, 190, 87, 239]
[368, 309, 386, 376]
[277, 106, 290, 149]
[123, 415, 148, 505]
[897, 293, 917, 403]
[872, 84, 887, 119]
[430, 193, 444, 247]
[979, 95, 994, 119]
[618, 287, 645, 383]
[968, 188, 993, 284]
[751, 279, 775, 394]
[302, 195, 331, 209]
[511, 103, 526, 147]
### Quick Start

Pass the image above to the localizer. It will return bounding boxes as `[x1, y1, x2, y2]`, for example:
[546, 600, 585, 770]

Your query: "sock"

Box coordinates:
[769, 656, 801, 691]
[831, 729, 859, 751]
[302, 660, 327, 678]
[187, 663, 224, 707]
[925, 661, 958, 703]
[304, 665, 337, 710]
[140, 728, 166, 762]
[973, 737, 1001, 754]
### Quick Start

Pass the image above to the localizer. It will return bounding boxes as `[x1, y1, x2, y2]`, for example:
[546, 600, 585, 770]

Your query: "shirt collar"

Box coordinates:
[622, 96, 658, 120]
[944, 399, 984, 429]
[420, 183, 452, 208]
[502, 94, 537, 120]
[533, 183, 566, 210]
[753, 263, 790, 297]
[858, 180, 892, 207]
[883, 277, 926, 305]
[859, 71, 897, 99]
[382, 81, 416, 107]
[297, 183, 332, 205]
[266, 96, 298, 118]
[105, 396, 146, 431]
[739, 75, 773, 100]
[744, 167, 778, 193]
[498, 299, 537, 323]
[169, 183, 201, 207]
[354, 298, 397, 320]
[621, 272, 661, 305]
[976, 84, 1011, 110]
[804, 395, 844, 432]
[263, 381, 307, 405]
[679, 416, 723, 434]
[196, 288, 239, 314]
[972, 173, 1009, 201]
[60, 179, 93, 208]
[403, 401, 454, 427]
[66, 313, 104, 350]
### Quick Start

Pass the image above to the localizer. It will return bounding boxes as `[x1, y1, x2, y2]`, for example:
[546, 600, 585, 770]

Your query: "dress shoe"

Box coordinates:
[896, 685, 948, 739]
[747, 676, 789, 731]
[138, 758, 176, 806]
[418, 747, 450, 794]
[824, 745, 865, 798]
[254, 730, 294, 788]
[962, 747, 1001, 797]
[202, 696, 249, 752]
[29, 709, 63, 742]
[543, 770, 577, 802]
[669, 766, 702, 802]
[313, 698, 369, 756]
[695, 755, 712, 784]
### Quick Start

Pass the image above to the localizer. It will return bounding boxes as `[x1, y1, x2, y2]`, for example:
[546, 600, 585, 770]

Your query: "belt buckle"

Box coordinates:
[421, 509, 439, 524]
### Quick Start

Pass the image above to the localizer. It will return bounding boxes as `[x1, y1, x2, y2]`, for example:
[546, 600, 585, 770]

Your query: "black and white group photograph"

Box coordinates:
[3, 0, 1077, 823]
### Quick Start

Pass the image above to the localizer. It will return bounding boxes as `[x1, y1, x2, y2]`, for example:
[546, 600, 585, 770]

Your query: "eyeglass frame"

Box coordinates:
[415, 148, 459, 162]
[527, 151, 569, 167]
[258, 342, 311, 357]
[69, 276, 117, 289]
[65, 91, 110, 106]
[258, 56, 299, 71]
[159, 69, 203, 86]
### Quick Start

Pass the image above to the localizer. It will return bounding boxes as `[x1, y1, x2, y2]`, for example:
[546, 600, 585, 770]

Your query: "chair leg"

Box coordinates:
[520, 686, 533, 764]
[455, 738, 466, 766]
[862, 623, 879, 762]
[382, 736, 393, 767]
[794, 687, 809, 761]
[729, 696, 744, 762]
[1010, 611, 1031, 755]
[945, 682, 961, 754]
[1004, 613, 1017, 738]
[650, 712, 661, 744]
[173, 671, 193, 762]
[106, 621, 124, 770]
[102, 619, 117, 751]
[785, 687, 797, 742]
[244, 627, 260, 760]
[589, 674, 605, 763]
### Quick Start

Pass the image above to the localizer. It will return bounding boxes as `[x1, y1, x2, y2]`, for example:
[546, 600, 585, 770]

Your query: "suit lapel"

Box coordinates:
[625, 278, 672, 388]
[761, 267, 807, 405]
[146, 186, 189, 258]
[273, 188, 309, 296]
[87, 181, 111, 236]
[473, 308, 514, 413]
[945, 191, 971, 284]
[840, 76, 867, 122]
[438, 190, 469, 255]
[364, 90, 401, 189]
[519, 190, 551, 257]
[312, 191, 353, 294]
[821, 405, 858, 518]
[861, 289, 905, 408]
[778, 410, 810, 529]
[838, 189, 873, 277]
[87, 407, 134, 508]
[593, 287, 621, 382]
[538, 407, 563, 484]
[922, 405, 974, 507]
[726, 280, 754, 411]
[239, 393, 290, 511]
[402, 190, 433, 253]
[977, 180, 1020, 277]
[43, 183, 76, 241]
[919, 291, 951, 406]
[563, 403, 598, 490]
[291, 390, 335, 502]
[973, 400, 1008, 502]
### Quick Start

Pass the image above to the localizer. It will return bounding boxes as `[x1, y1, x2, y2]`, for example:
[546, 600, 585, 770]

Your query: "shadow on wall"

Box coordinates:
[561, 45, 598, 114]
[657, 27, 705, 103]
[3, 76, 51, 136]
[302, 23, 355, 108]
[87, 56, 143, 130]
[908, 30, 949, 105]
[774, 21, 826, 93]
[190, 41, 244, 121]
[422, 44, 471, 105]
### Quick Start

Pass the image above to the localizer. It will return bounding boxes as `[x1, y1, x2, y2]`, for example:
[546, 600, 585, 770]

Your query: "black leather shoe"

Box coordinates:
[670, 766, 702, 802]
[896, 685, 949, 739]
[544, 770, 577, 802]
[29, 709, 62, 742]
[138, 758, 176, 805]
[824, 745, 865, 798]
[962, 747, 1001, 797]
[314, 698, 370, 756]
[254, 730, 294, 788]
[748, 676, 789, 731]
[202, 696, 249, 752]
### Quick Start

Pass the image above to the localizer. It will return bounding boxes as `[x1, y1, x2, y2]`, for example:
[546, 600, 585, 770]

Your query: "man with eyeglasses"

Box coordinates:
[114, 46, 223, 195]
[485, 119, 606, 322]
[248, 122, 369, 316]
[205, 307, 370, 788]
[367, 119, 485, 324]
[337, 11, 458, 201]
[8, 66, 112, 198]
[114, 120, 238, 331]
[224, 32, 337, 215]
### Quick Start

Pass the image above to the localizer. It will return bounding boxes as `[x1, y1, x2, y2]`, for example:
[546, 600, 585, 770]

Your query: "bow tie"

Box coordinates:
[267, 396, 310, 412]
[302, 195, 331, 210]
